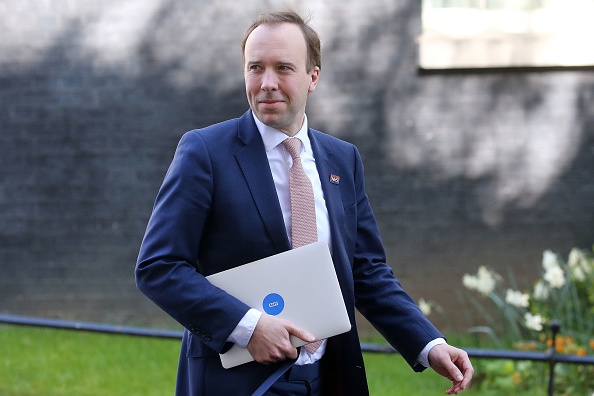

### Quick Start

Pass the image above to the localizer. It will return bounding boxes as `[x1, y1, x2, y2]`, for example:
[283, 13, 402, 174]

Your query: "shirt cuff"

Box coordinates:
[416, 338, 447, 368]
[227, 308, 262, 348]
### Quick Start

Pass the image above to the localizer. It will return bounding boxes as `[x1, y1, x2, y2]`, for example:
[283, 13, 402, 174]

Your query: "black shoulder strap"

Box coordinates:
[251, 358, 296, 396]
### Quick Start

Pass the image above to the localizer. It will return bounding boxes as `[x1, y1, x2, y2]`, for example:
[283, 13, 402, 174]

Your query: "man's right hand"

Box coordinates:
[246, 314, 315, 364]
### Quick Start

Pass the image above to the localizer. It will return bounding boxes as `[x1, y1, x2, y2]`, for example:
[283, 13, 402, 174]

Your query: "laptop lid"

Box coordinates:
[206, 241, 351, 369]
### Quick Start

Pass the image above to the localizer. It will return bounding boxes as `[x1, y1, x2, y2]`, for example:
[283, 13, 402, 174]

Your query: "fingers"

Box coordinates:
[429, 344, 474, 394]
[456, 356, 474, 391]
[446, 370, 473, 395]
[285, 322, 316, 344]
[446, 360, 464, 383]
[446, 351, 474, 394]
[247, 314, 313, 364]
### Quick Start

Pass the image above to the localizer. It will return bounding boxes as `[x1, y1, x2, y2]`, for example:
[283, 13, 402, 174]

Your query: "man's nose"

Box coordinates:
[260, 70, 278, 91]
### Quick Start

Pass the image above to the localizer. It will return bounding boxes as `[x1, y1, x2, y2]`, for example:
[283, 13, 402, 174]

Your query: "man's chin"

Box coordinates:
[256, 113, 283, 128]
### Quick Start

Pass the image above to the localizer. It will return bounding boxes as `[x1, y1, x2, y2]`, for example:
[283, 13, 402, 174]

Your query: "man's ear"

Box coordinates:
[308, 66, 320, 93]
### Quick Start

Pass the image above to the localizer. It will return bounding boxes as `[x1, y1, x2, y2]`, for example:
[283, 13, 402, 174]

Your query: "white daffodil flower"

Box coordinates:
[524, 312, 544, 331]
[505, 289, 530, 308]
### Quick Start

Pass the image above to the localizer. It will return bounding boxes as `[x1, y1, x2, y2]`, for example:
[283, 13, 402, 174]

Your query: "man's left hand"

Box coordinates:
[428, 344, 474, 394]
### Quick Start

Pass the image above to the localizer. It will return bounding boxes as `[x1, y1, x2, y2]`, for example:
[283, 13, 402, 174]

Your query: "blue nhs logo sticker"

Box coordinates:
[263, 293, 284, 316]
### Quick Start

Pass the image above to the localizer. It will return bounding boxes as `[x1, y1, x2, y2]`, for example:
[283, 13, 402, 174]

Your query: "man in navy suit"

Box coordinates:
[136, 10, 473, 396]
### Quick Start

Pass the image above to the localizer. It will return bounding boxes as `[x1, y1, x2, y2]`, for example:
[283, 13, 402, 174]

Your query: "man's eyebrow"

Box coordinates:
[278, 61, 298, 68]
[246, 59, 298, 68]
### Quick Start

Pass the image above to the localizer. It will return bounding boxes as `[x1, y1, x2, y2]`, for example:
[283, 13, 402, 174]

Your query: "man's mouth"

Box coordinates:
[259, 99, 283, 105]
[258, 99, 285, 110]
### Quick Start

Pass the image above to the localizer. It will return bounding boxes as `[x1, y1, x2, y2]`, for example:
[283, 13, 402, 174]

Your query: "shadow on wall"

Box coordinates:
[308, 1, 594, 318]
[0, 0, 593, 328]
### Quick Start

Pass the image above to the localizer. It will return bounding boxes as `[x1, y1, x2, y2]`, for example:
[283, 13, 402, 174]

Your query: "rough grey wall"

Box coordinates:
[1, 0, 593, 332]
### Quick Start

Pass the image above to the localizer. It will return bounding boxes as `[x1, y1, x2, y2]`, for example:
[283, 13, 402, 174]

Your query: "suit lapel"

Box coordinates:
[309, 130, 357, 317]
[235, 112, 290, 252]
[308, 130, 344, 253]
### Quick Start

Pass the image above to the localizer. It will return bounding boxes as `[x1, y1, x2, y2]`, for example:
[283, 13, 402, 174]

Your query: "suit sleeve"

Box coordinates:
[349, 145, 443, 371]
[135, 131, 250, 352]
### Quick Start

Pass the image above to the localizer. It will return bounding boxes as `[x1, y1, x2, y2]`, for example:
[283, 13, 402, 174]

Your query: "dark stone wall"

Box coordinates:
[1, 0, 593, 332]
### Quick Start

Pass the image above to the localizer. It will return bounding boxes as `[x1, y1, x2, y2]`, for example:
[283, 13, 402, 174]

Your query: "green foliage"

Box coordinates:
[460, 245, 594, 395]
[471, 359, 546, 393]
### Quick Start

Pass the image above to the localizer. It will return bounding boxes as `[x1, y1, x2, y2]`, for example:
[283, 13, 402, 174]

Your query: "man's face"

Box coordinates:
[244, 23, 320, 136]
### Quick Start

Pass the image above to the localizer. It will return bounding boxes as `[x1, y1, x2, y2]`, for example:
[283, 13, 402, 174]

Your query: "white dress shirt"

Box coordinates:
[227, 113, 444, 367]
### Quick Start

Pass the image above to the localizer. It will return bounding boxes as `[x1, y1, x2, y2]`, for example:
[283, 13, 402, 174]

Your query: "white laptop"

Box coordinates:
[206, 241, 351, 369]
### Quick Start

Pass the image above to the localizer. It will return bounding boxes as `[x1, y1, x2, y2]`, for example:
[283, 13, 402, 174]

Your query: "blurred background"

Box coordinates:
[1, 0, 593, 335]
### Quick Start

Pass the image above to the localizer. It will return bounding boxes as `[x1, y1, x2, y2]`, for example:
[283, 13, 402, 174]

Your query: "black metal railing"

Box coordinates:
[1, 314, 593, 395]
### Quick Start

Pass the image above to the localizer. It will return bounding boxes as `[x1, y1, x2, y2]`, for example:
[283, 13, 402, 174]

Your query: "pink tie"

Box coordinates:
[282, 138, 323, 354]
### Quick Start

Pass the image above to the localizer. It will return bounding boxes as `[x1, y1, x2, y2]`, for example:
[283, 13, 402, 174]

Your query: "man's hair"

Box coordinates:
[241, 10, 321, 72]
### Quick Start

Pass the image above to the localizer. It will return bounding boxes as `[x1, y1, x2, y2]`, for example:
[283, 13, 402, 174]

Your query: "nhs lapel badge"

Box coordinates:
[329, 174, 340, 185]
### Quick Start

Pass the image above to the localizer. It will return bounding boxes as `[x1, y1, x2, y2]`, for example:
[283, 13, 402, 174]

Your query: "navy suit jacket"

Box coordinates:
[136, 110, 443, 395]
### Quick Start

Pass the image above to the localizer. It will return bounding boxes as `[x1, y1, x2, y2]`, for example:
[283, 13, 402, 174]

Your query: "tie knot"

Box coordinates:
[282, 138, 302, 160]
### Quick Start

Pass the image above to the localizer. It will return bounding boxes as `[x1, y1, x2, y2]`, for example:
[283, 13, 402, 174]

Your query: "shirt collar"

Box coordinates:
[252, 113, 312, 154]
